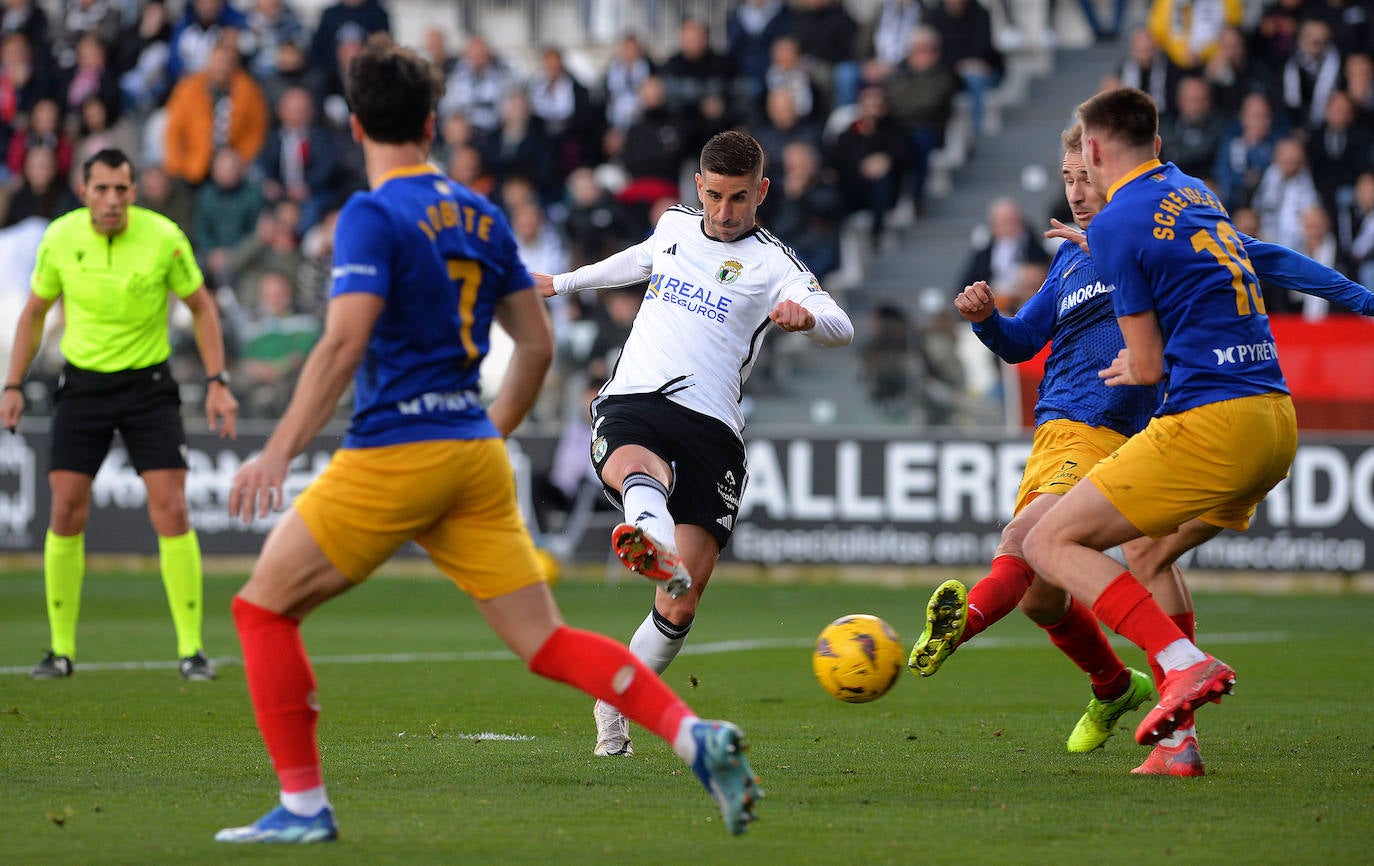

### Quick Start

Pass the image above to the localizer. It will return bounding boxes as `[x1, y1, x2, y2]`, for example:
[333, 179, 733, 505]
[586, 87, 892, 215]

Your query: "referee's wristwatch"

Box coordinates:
[206, 371, 232, 387]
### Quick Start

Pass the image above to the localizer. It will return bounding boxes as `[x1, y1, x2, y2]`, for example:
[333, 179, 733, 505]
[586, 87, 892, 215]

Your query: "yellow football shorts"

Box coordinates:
[295, 438, 545, 599]
[1088, 392, 1297, 536]
[1014, 419, 1129, 515]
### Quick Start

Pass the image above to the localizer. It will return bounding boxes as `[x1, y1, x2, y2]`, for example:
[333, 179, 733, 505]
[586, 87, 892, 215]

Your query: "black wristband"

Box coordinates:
[3, 384, 21, 392]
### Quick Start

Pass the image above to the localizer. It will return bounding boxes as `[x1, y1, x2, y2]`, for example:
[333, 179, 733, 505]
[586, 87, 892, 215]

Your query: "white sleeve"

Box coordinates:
[776, 267, 855, 347]
[553, 237, 655, 295]
[800, 291, 855, 347]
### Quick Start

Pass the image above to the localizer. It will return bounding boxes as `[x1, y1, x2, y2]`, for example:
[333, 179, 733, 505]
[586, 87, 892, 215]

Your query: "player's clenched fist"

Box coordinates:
[954, 281, 997, 323]
[769, 299, 815, 332]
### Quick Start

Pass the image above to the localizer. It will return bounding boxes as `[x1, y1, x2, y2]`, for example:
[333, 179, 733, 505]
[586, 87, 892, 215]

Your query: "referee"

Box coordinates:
[1, 148, 239, 681]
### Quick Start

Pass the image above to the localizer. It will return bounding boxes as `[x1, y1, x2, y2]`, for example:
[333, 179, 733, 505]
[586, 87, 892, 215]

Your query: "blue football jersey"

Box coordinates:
[972, 239, 1161, 436]
[330, 165, 533, 448]
[1087, 160, 1288, 415]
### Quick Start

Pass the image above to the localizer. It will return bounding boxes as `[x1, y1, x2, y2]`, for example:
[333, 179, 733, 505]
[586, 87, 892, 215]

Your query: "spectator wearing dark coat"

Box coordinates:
[790, 0, 859, 104]
[924, 0, 1003, 138]
[884, 27, 958, 214]
[166, 0, 248, 85]
[958, 197, 1051, 299]
[758, 140, 845, 278]
[828, 85, 907, 246]
[661, 18, 742, 149]
[1, 144, 77, 227]
[255, 85, 353, 232]
[308, 0, 389, 74]
[726, 0, 793, 103]
[1306, 90, 1372, 212]
[1158, 76, 1228, 180]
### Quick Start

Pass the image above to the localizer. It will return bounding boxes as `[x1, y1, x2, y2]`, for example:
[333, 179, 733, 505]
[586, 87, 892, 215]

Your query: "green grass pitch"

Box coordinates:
[1, 567, 1371, 865]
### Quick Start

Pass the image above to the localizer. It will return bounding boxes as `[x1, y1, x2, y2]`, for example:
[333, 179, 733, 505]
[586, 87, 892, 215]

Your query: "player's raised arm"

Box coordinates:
[955, 280, 997, 322]
[544, 239, 655, 297]
[1239, 233, 1374, 315]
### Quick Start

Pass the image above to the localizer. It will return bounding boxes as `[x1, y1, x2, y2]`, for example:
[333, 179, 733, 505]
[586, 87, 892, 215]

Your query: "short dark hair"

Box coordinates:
[1076, 87, 1158, 148]
[700, 130, 765, 178]
[345, 34, 444, 145]
[82, 148, 135, 184]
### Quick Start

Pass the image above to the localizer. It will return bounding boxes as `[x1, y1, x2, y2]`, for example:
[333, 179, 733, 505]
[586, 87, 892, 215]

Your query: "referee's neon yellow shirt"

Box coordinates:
[32, 205, 205, 372]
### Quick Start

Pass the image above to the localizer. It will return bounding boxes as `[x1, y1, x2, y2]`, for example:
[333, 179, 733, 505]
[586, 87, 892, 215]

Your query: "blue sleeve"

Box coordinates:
[1239, 232, 1374, 315]
[330, 196, 394, 299]
[1089, 221, 1154, 317]
[971, 281, 1055, 363]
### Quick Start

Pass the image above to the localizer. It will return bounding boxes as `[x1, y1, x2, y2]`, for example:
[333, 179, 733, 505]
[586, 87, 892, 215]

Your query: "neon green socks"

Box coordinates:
[159, 530, 205, 659]
[44, 530, 85, 658]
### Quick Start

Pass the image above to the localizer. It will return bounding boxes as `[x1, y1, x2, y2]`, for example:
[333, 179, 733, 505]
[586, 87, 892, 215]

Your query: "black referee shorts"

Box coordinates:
[50, 361, 188, 476]
[590, 392, 746, 549]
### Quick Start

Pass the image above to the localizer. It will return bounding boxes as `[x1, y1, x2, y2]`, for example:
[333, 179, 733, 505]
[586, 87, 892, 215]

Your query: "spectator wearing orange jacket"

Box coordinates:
[163, 33, 268, 186]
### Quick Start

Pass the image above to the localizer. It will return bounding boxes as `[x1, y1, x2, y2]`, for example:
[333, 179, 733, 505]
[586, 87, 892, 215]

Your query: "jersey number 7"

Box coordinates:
[448, 258, 483, 365]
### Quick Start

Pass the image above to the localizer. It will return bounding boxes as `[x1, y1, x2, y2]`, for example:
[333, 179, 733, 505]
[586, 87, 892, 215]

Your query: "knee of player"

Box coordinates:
[995, 523, 1031, 560]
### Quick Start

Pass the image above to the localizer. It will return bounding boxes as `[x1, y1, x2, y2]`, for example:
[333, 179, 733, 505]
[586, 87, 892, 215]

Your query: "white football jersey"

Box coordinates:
[556, 205, 849, 436]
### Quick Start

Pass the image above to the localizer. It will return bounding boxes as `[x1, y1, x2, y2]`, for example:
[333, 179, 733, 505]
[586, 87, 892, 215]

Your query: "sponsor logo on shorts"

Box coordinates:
[716, 471, 739, 509]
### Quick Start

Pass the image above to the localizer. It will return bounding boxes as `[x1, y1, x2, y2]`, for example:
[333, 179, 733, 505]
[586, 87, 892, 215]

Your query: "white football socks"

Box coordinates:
[1156, 638, 1207, 673]
[620, 472, 676, 551]
[280, 786, 330, 817]
[628, 608, 693, 674]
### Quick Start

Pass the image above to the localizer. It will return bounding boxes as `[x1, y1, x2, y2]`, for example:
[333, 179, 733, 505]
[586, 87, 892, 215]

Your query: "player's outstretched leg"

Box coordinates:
[1136, 656, 1235, 745]
[215, 805, 339, 844]
[611, 523, 692, 598]
[1066, 668, 1154, 752]
[908, 580, 968, 677]
[593, 699, 633, 756]
[686, 720, 763, 836]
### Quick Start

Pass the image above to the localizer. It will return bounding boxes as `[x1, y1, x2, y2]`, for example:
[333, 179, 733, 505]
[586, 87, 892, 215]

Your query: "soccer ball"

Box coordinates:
[811, 614, 905, 703]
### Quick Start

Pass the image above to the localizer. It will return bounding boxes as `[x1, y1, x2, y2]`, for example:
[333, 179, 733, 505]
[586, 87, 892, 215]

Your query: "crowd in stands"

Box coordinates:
[0, 0, 1007, 424]
[0, 0, 1369, 429]
[1112, 9, 1374, 304]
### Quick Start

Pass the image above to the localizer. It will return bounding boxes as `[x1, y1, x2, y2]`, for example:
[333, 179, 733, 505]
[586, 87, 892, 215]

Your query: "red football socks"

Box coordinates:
[529, 626, 692, 742]
[962, 555, 1036, 642]
[231, 596, 323, 793]
[1092, 572, 1187, 658]
[1040, 596, 1129, 694]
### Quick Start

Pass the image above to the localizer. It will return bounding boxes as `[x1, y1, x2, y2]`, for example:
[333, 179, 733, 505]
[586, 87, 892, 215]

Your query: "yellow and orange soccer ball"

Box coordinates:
[811, 614, 905, 703]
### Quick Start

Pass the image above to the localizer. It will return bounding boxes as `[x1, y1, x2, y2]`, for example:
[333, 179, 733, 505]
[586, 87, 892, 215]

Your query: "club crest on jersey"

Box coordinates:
[715, 260, 743, 284]
[434, 180, 451, 195]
